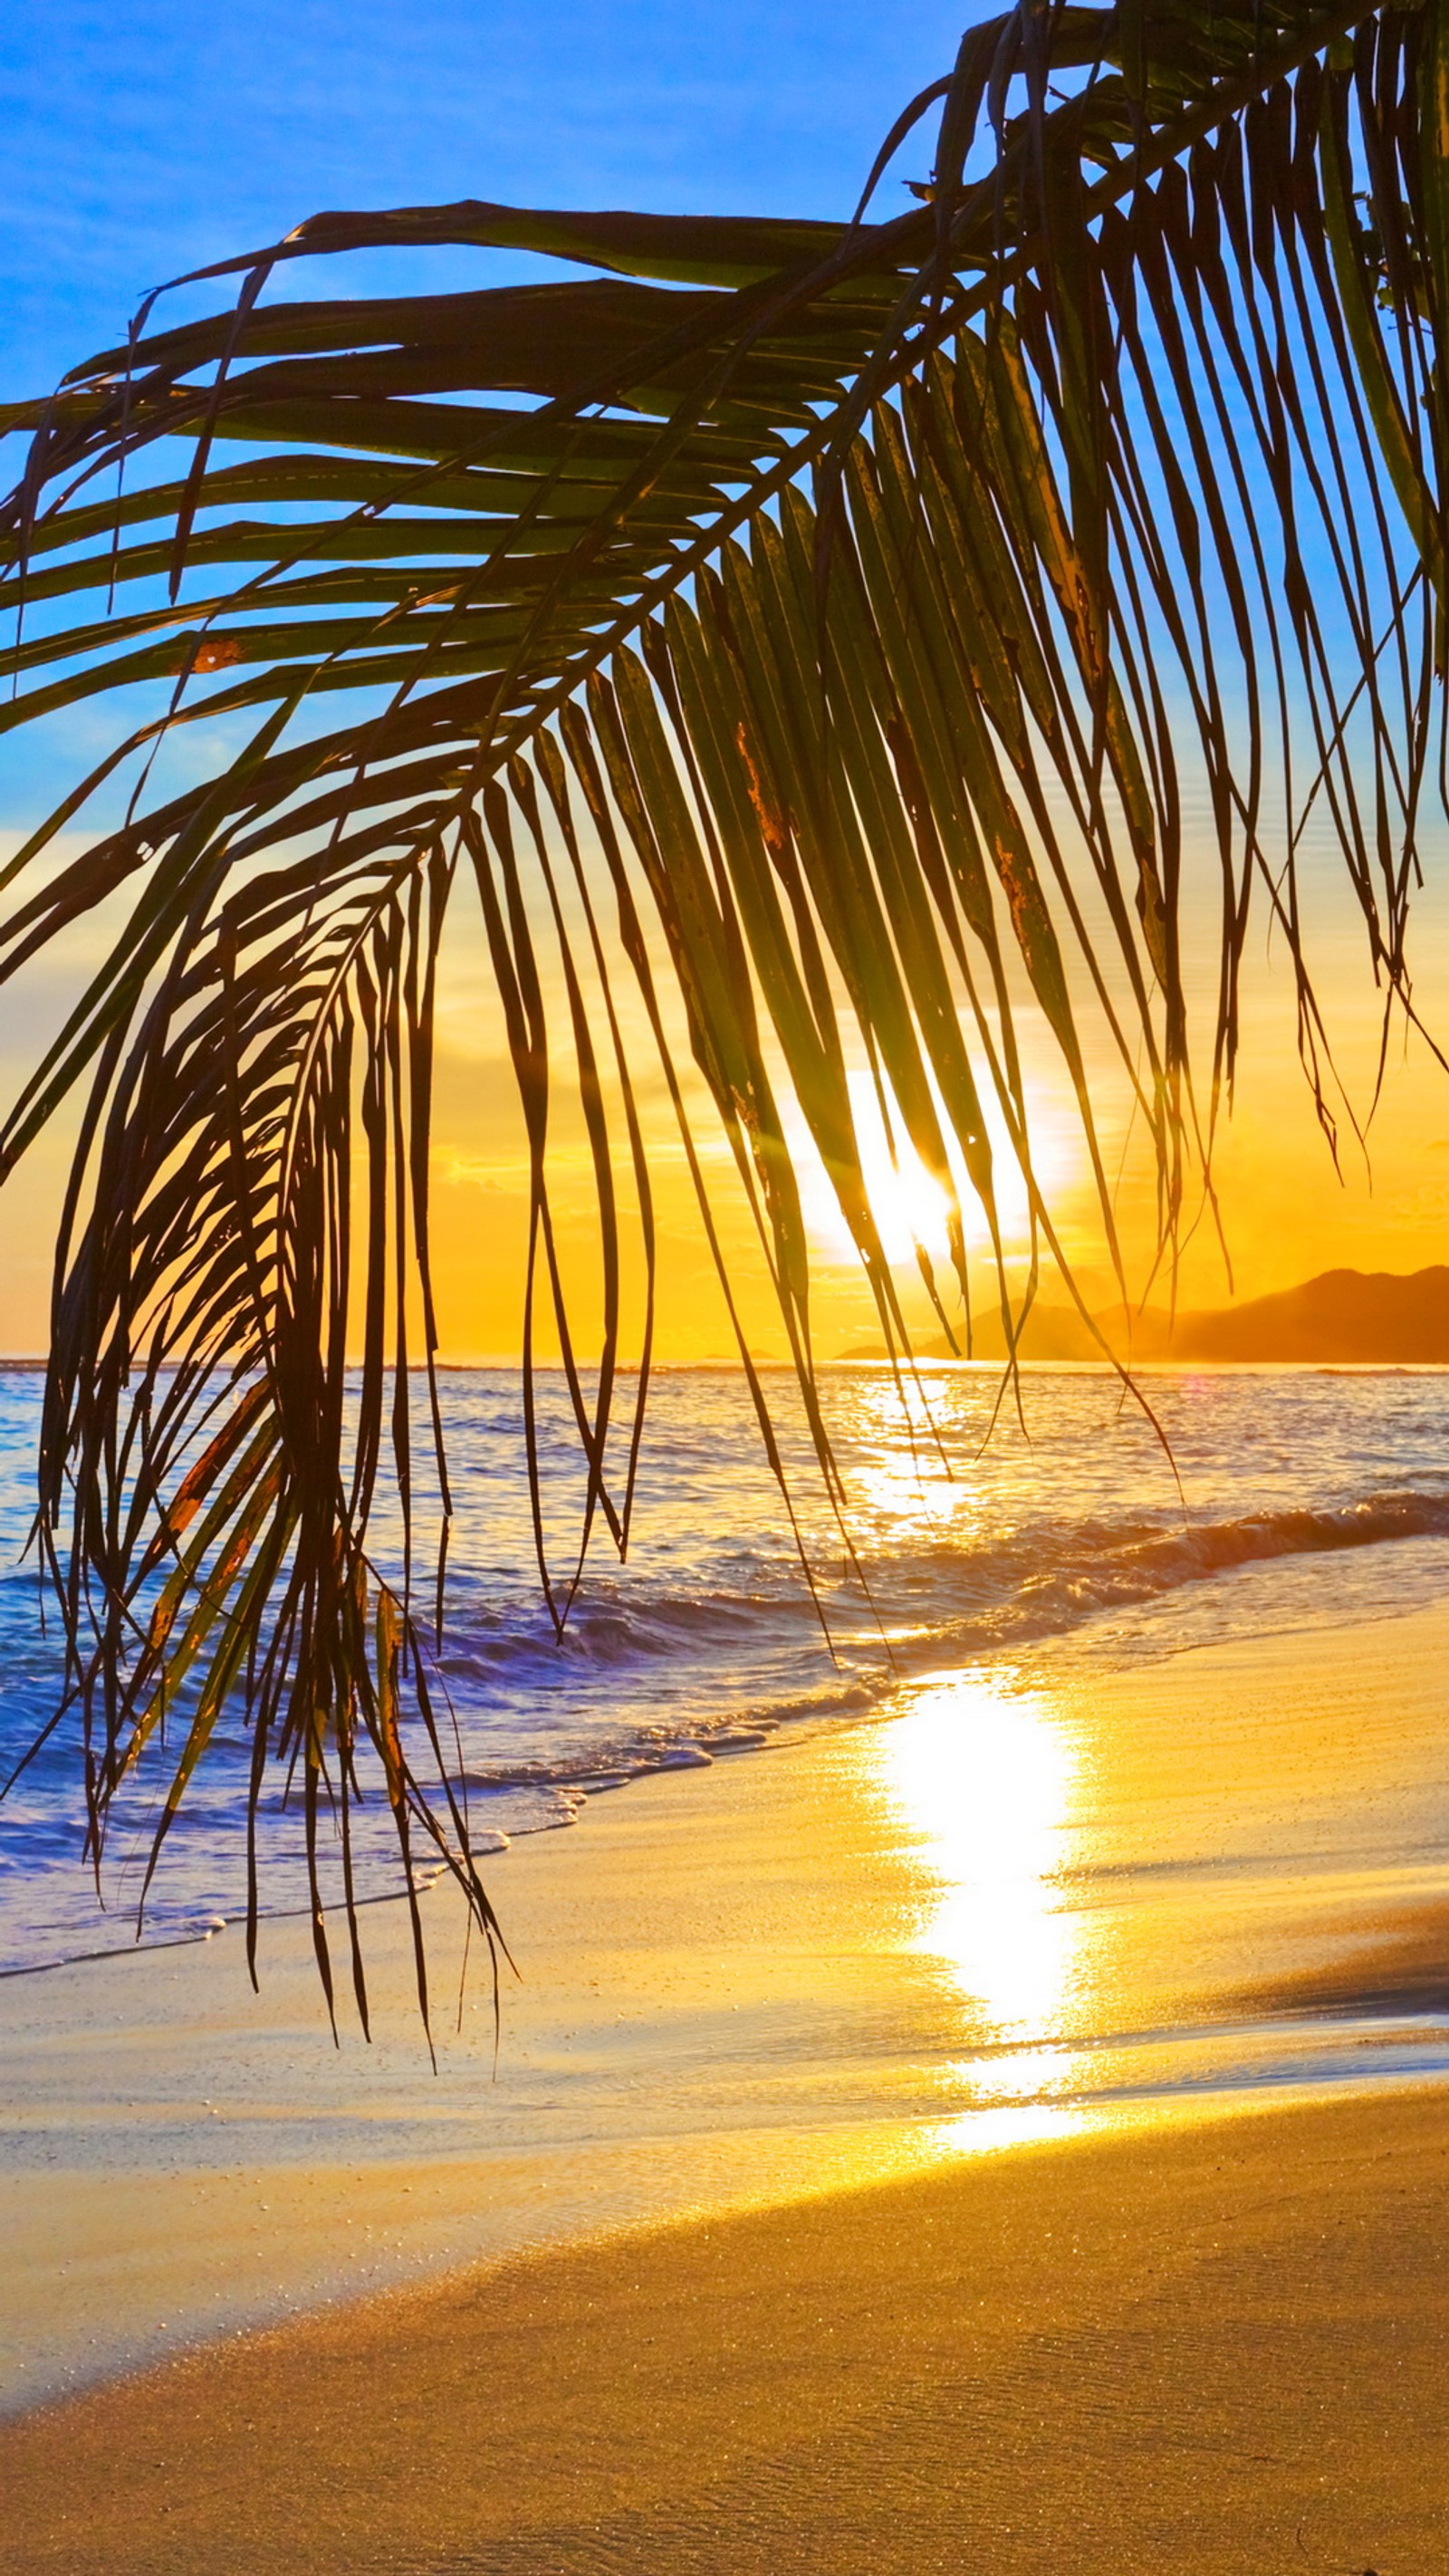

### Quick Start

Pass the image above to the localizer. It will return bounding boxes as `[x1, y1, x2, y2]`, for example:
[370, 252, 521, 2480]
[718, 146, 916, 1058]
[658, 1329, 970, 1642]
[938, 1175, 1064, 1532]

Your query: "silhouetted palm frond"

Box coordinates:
[2, 1, 1444, 2027]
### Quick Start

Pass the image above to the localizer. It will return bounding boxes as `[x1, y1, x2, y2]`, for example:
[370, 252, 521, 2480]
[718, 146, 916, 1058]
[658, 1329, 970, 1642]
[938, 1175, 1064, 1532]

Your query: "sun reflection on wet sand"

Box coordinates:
[874, 1671, 1091, 2132]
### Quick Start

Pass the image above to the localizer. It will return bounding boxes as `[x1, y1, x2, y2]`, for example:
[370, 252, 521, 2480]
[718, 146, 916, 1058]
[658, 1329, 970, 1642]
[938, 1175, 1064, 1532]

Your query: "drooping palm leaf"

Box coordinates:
[1, 0, 1444, 2028]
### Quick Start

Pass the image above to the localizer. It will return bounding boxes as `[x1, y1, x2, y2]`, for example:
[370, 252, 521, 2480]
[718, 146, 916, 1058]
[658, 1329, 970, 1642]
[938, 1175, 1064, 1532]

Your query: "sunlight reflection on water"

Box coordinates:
[859, 1625, 1449, 2145]
[875, 1671, 1092, 2116]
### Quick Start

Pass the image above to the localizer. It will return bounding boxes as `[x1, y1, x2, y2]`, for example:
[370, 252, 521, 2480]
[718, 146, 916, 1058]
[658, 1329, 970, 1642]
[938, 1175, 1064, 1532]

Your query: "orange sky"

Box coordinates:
[4, 820, 1449, 1362]
[409, 1021, 1449, 1367]
[390, 853, 1449, 1366]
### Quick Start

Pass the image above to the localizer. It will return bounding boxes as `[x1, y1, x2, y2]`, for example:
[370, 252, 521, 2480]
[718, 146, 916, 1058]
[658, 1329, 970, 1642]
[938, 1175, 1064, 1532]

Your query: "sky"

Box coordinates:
[1, 0, 964, 389]
[4, 1, 1449, 1359]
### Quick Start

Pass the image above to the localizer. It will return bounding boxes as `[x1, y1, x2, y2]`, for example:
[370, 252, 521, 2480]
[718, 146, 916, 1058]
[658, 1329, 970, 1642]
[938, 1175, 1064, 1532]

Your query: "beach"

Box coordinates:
[9, 0, 1449, 2554]
[3, 2087, 1444, 2573]
[3, 1589, 1448, 2568]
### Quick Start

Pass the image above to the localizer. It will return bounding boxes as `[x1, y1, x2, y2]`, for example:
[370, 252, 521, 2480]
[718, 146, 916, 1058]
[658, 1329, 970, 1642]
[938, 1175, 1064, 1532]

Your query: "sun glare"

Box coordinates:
[784, 1069, 1070, 1276]
[876, 1673, 1085, 2108]
[848, 1085, 954, 1266]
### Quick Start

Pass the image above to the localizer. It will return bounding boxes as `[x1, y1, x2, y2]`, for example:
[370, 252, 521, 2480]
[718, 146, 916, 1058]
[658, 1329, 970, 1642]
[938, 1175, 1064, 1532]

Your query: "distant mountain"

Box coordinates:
[836, 1266, 1449, 1366]
[1174, 1265, 1449, 1364]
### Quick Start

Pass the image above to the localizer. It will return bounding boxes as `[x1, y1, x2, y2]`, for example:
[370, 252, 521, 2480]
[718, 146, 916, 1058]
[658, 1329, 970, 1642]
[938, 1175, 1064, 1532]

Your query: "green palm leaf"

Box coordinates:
[1, 0, 1442, 2029]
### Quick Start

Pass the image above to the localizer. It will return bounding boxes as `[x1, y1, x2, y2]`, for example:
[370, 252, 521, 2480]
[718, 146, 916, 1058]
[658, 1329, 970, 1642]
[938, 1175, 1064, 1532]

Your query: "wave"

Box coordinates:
[3, 1455, 1448, 1978]
[952, 1487, 1449, 1642]
[432, 1485, 1449, 1688]
[1109, 1487, 1449, 1572]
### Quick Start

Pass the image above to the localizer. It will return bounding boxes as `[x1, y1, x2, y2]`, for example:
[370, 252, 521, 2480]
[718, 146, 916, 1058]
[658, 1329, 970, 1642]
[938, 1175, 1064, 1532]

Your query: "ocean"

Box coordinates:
[2, 1359, 1448, 2116]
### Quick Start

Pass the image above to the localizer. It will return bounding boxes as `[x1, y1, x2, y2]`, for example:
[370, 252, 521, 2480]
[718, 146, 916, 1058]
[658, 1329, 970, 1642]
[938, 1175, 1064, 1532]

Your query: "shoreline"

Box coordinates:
[7, 1495, 1449, 1996]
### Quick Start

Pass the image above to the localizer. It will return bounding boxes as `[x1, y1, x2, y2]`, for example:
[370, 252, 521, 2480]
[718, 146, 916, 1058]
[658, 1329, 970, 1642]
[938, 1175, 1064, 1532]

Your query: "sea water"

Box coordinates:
[2, 1358, 1448, 2002]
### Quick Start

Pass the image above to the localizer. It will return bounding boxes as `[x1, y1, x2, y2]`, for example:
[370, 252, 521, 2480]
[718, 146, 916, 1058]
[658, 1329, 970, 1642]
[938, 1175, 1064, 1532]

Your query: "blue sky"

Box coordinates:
[0, 0, 971, 831]
[3, 0, 966, 393]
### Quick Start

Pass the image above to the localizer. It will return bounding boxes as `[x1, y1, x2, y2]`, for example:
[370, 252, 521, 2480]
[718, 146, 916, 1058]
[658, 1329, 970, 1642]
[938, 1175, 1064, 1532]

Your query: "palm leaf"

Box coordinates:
[1, 0, 1443, 2028]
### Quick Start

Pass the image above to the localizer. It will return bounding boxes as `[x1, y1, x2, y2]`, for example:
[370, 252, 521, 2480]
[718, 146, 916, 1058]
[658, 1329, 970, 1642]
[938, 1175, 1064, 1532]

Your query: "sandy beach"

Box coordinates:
[3, 1598, 1448, 2567]
[2, 2087, 1445, 2571]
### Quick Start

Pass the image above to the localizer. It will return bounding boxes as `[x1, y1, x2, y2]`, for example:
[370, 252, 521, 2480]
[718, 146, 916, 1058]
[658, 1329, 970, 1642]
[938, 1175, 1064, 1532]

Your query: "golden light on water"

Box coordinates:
[849, 1418, 961, 1544]
[876, 1673, 1087, 2114]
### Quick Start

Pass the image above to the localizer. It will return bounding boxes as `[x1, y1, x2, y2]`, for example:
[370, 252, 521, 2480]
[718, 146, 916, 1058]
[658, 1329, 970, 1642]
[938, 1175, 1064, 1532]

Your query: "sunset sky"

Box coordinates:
[5, 0, 1449, 1359]
[9, 820, 1441, 1363]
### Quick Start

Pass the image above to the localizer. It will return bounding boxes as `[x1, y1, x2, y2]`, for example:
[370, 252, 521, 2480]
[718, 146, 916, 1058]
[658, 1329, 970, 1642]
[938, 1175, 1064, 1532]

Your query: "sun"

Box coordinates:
[848, 1086, 955, 1267]
[784, 1067, 1063, 1274]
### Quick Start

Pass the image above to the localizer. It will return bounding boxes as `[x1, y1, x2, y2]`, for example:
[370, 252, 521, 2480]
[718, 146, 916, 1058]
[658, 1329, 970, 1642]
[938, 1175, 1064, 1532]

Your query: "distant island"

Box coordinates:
[836, 1265, 1449, 1366]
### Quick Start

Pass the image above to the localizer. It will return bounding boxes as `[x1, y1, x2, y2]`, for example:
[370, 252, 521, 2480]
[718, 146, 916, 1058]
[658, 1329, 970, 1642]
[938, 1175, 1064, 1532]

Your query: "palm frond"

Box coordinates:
[2, 0, 1444, 2026]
